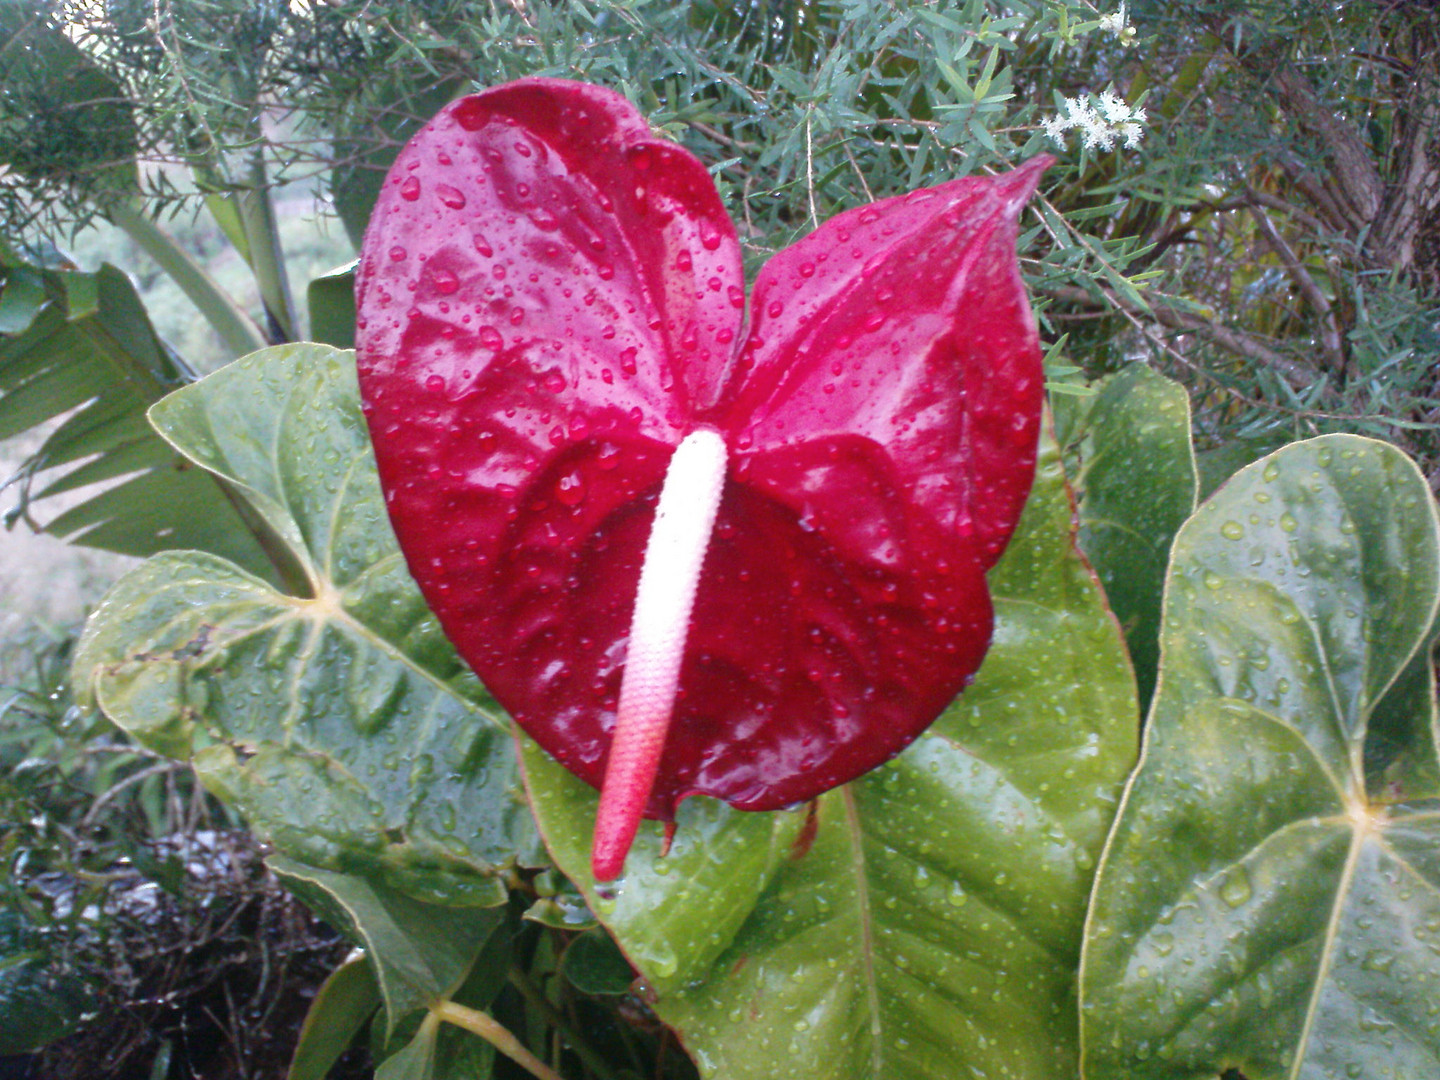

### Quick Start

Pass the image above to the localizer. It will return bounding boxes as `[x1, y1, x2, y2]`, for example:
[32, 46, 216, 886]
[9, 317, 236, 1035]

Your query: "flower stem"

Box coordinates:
[431, 1000, 566, 1080]
[506, 969, 624, 1080]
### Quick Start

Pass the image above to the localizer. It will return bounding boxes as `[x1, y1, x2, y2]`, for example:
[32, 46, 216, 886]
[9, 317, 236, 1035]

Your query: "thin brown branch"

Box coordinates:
[1371, 61, 1440, 277]
[1275, 155, 1361, 238]
[1211, 15, 1385, 237]
[1045, 283, 1318, 389]
[689, 120, 760, 153]
[1267, 64, 1384, 224]
[502, 0, 536, 29]
[79, 761, 182, 828]
[1052, 290, 1403, 430]
[842, 141, 876, 202]
[1244, 187, 1329, 239]
[1245, 203, 1346, 371]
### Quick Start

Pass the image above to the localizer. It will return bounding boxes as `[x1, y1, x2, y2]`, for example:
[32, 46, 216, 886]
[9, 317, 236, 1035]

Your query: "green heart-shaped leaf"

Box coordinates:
[562, 928, 636, 997]
[1081, 434, 1440, 1078]
[74, 344, 542, 901]
[287, 952, 381, 1080]
[1074, 364, 1198, 708]
[524, 426, 1140, 1079]
[270, 856, 506, 1033]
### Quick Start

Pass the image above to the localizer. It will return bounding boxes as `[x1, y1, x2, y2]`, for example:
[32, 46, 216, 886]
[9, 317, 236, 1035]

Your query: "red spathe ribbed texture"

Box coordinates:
[355, 77, 1049, 826]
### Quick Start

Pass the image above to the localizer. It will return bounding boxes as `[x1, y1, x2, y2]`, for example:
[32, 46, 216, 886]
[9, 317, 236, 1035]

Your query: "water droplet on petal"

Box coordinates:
[557, 472, 586, 506]
[435, 183, 467, 209]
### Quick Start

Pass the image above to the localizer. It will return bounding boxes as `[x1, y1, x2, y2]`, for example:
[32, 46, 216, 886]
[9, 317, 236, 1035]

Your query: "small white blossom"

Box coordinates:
[1097, 3, 1137, 46]
[1043, 89, 1146, 152]
[1097, 90, 1131, 124]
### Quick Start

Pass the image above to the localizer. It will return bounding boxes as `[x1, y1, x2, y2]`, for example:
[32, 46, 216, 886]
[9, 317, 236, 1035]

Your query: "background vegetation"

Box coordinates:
[1, 0, 1435, 1077]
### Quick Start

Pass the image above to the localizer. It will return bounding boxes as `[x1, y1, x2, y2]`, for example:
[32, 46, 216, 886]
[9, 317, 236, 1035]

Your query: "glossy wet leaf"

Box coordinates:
[1365, 610, 1440, 802]
[1081, 435, 1440, 1079]
[270, 856, 506, 1036]
[521, 872, 598, 931]
[308, 261, 357, 349]
[523, 427, 1139, 1079]
[1195, 434, 1290, 501]
[366, 901, 519, 1080]
[356, 77, 1048, 822]
[73, 344, 542, 901]
[288, 952, 380, 1080]
[1074, 364, 1197, 707]
[562, 928, 635, 996]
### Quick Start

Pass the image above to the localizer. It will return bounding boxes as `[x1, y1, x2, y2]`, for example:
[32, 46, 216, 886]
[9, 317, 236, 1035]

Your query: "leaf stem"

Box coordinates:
[206, 473, 316, 599]
[506, 968, 624, 1080]
[431, 999, 567, 1080]
[106, 200, 269, 358]
[237, 151, 299, 342]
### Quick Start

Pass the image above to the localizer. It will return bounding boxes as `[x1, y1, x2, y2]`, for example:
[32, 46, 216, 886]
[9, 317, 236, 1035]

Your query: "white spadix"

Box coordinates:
[591, 427, 729, 882]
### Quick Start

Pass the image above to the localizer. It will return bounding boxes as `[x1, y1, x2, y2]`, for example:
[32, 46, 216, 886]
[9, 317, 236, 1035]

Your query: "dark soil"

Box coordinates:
[19, 833, 373, 1080]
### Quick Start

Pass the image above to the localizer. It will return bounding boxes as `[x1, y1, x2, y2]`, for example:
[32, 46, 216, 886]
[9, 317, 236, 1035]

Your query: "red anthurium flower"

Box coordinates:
[355, 78, 1048, 882]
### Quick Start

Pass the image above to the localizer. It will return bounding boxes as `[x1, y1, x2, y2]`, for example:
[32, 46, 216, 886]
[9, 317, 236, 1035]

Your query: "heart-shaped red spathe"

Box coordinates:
[355, 77, 1047, 829]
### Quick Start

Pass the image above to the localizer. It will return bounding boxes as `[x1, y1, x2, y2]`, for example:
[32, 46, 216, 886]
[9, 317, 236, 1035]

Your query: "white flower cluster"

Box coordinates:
[1042, 90, 1146, 152]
